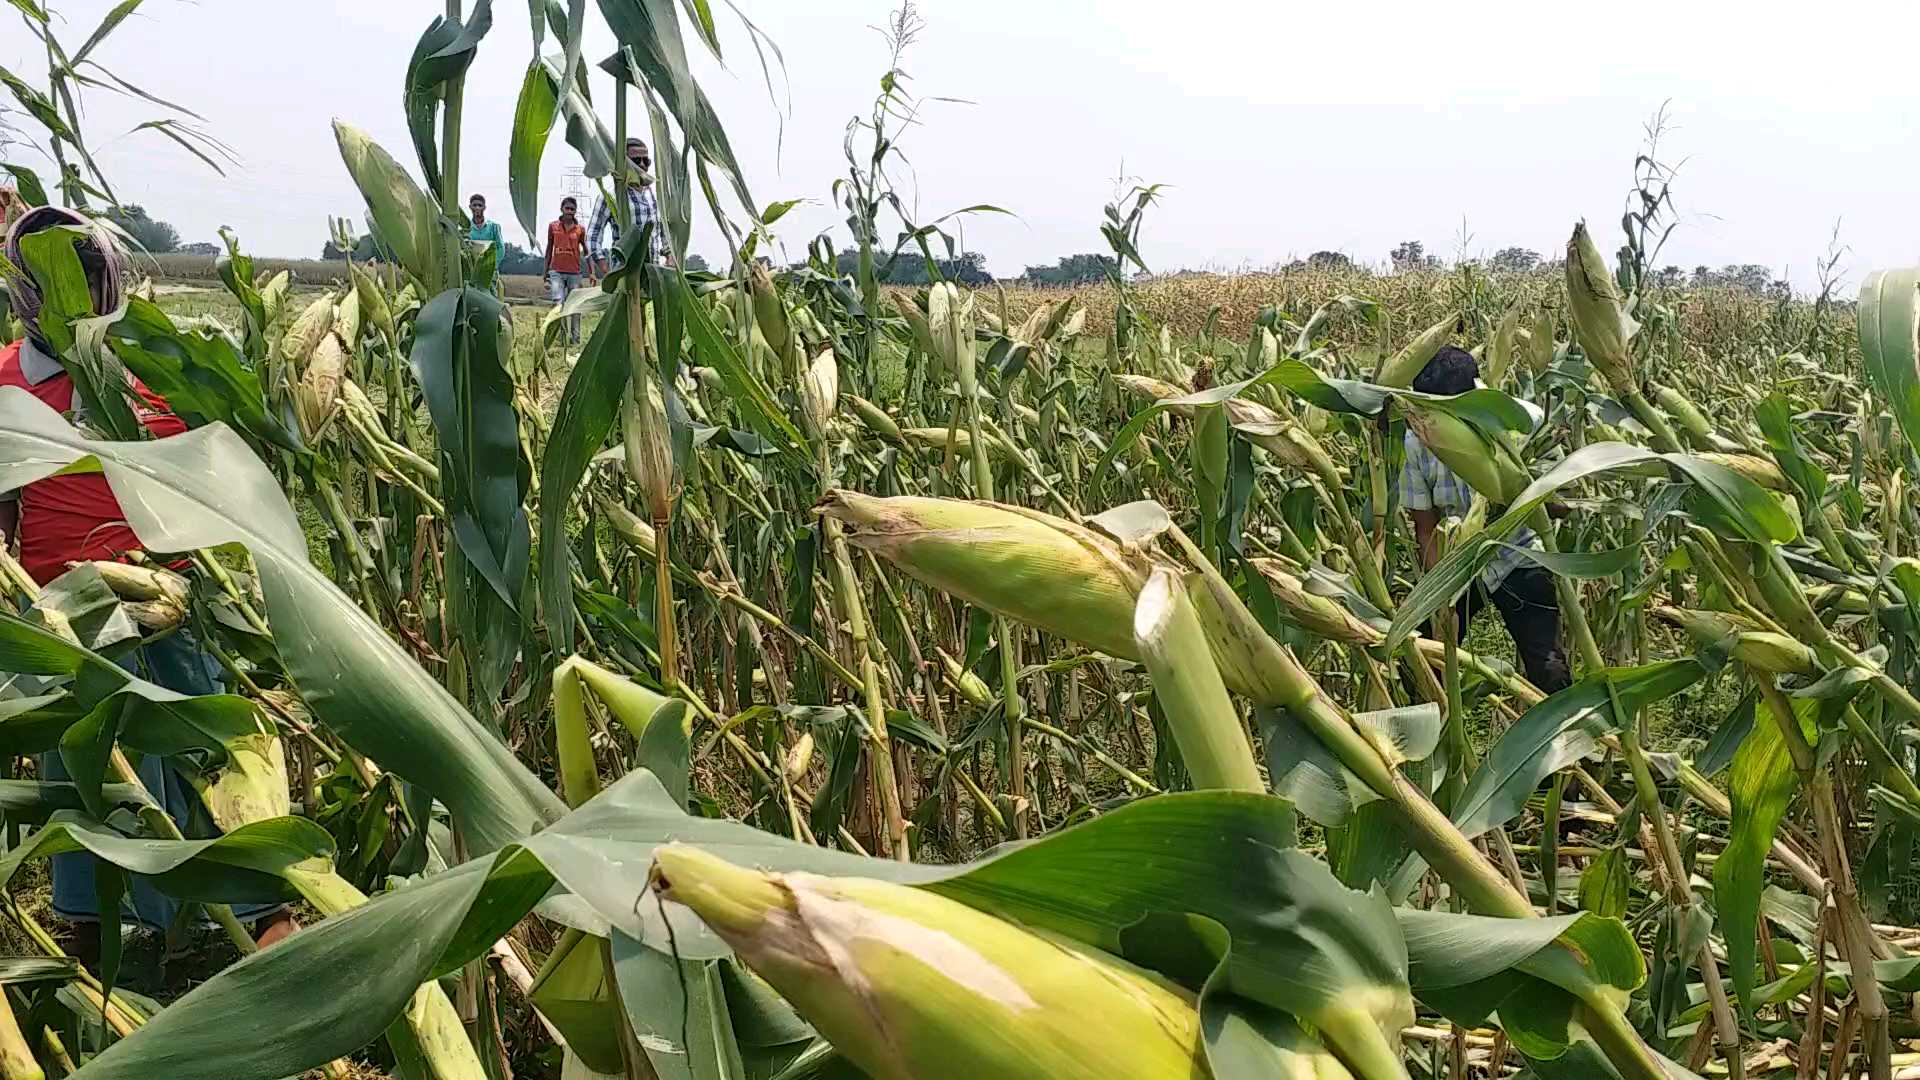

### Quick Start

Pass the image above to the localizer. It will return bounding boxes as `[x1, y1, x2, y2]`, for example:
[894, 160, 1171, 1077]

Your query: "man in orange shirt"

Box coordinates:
[2, 206, 298, 959]
[543, 195, 589, 344]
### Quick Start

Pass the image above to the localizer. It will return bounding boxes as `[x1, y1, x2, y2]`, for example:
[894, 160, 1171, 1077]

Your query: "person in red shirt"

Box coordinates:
[2, 205, 298, 957]
[543, 195, 589, 344]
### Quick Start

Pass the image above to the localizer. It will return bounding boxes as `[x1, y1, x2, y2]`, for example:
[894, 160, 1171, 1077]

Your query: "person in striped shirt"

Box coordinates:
[1399, 345, 1571, 692]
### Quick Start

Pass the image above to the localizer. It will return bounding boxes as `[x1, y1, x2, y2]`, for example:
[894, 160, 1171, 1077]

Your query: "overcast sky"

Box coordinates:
[6, 1, 1919, 291]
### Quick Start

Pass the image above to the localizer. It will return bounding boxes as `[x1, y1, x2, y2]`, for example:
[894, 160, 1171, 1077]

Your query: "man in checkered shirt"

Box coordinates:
[1400, 346, 1571, 692]
[588, 137, 674, 276]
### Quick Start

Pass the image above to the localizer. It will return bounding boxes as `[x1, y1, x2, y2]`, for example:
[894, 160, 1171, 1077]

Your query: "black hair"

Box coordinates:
[1412, 345, 1479, 396]
[469, 193, 486, 205]
[560, 196, 577, 209]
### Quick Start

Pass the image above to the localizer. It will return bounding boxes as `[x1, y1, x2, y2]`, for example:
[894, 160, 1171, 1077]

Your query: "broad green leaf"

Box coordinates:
[1754, 395, 1825, 506]
[212, 228, 268, 354]
[2, 163, 47, 206]
[0, 693, 85, 756]
[17, 225, 141, 440]
[1858, 269, 1920, 455]
[0, 389, 566, 855]
[611, 936, 748, 1080]
[672, 271, 808, 460]
[1451, 659, 1707, 839]
[1399, 908, 1648, 1063]
[79, 777, 1412, 1079]
[598, 0, 756, 215]
[403, 0, 495, 195]
[538, 302, 633, 647]
[1712, 696, 1805, 1013]
[508, 59, 560, 245]
[72, 852, 551, 1080]
[928, 802, 1410, 1076]
[411, 286, 530, 611]
[0, 612, 267, 817]
[33, 562, 139, 653]
[1502, 541, 1643, 579]
[1578, 847, 1631, 919]
[0, 778, 147, 822]
[1257, 702, 1439, 827]
[0, 811, 330, 906]
[95, 296, 303, 455]
[529, 930, 624, 1072]
[1388, 442, 1796, 653]
[1694, 689, 1756, 778]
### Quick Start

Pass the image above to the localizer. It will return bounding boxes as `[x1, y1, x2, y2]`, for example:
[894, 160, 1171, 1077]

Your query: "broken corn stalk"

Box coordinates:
[1133, 569, 1264, 792]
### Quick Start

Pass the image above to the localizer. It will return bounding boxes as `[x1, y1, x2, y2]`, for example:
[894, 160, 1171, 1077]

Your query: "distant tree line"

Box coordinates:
[827, 249, 991, 286]
[106, 204, 179, 254]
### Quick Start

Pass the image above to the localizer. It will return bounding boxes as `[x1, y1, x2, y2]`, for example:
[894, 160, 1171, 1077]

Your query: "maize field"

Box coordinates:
[0, 3, 1918, 1079]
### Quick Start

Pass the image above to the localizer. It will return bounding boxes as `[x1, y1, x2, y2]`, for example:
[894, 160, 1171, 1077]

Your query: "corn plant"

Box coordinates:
[0, 3, 1917, 1080]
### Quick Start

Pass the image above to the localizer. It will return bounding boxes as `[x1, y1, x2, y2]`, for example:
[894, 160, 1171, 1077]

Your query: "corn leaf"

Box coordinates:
[95, 296, 303, 455]
[412, 286, 530, 610]
[0, 811, 329, 908]
[0, 388, 566, 855]
[1450, 658, 1708, 840]
[75, 775, 1416, 1079]
[1859, 269, 1920, 455]
[402, 0, 494, 196]
[1388, 442, 1798, 654]
[1399, 909, 1649, 1064]
[539, 300, 635, 648]
[1712, 696, 1806, 1014]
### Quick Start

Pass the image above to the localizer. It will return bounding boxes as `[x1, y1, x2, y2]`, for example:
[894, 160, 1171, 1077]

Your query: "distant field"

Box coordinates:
[144, 252, 550, 302]
[142, 256, 1816, 370]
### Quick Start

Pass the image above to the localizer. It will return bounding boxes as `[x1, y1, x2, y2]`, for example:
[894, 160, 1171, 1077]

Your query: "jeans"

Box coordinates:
[1434, 565, 1573, 694]
[41, 630, 286, 931]
[548, 271, 583, 343]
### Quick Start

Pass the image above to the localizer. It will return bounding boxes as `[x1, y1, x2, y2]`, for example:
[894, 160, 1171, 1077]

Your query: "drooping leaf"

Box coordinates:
[95, 296, 303, 455]
[597, 0, 756, 215]
[0, 389, 566, 856]
[1388, 442, 1797, 653]
[507, 59, 560, 245]
[402, 0, 494, 196]
[1712, 695, 1806, 1013]
[2, 163, 47, 206]
[1399, 908, 1648, 1062]
[1859, 268, 1920, 455]
[1451, 659, 1708, 839]
[16, 225, 142, 440]
[0, 811, 331, 907]
[78, 776, 1413, 1080]
[672, 271, 808, 460]
[538, 301, 633, 648]
[411, 286, 530, 609]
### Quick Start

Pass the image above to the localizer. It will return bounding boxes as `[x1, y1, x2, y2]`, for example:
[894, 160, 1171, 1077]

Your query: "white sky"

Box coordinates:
[6, 0, 1919, 291]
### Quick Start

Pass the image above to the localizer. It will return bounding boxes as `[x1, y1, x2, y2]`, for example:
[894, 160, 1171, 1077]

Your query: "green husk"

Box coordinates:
[1398, 399, 1528, 503]
[818, 491, 1149, 662]
[1565, 222, 1639, 393]
[651, 844, 1211, 1080]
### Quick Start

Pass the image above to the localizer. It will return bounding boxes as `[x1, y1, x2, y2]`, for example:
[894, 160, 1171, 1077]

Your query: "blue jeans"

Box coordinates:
[41, 631, 285, 931]
[548, 271, 583, 343]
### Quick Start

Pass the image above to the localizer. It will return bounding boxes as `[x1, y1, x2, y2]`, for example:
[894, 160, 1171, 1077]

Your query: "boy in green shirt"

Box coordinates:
[468, 193, 502, 273]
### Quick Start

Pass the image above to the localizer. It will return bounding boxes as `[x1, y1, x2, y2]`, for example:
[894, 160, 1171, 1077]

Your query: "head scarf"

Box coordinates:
[3, 205, 127, 339]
